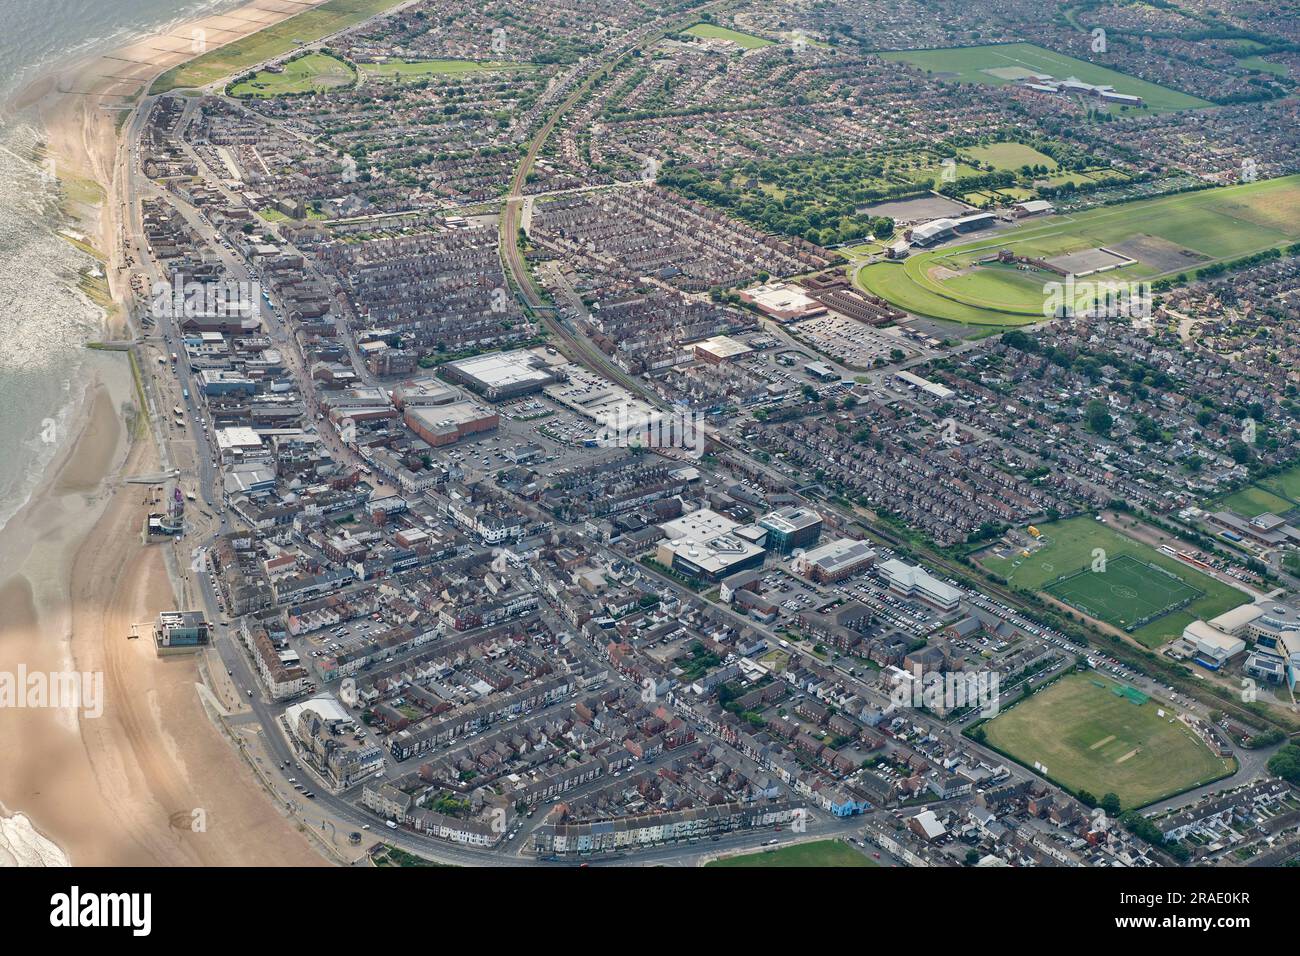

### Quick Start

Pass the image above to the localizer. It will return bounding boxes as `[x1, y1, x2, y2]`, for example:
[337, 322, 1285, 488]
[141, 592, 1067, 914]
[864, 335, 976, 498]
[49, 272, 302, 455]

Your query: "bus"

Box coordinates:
[181, 388, 189, 401]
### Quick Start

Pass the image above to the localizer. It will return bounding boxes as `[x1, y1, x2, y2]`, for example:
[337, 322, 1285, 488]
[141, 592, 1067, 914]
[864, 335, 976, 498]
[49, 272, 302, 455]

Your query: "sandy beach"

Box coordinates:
[0, 1, 336, 867]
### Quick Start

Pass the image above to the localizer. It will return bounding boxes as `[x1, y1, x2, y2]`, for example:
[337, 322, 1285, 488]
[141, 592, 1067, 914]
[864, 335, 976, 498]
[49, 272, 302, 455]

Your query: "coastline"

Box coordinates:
[0, 0, 334, 867]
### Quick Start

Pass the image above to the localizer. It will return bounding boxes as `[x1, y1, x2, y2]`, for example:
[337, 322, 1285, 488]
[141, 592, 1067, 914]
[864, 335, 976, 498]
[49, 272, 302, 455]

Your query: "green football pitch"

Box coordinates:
[1044, 554, 1202, 631]
[982, 673, 1235, 809]
[982, 515, 1251, 647]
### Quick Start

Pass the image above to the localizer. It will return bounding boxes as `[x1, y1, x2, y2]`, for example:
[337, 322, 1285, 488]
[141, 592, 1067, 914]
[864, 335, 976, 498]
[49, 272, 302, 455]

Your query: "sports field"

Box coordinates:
[879, 43, 1210, 113]
[982, 673, 1235, 809]
[1045, 554, 1202, 631]
[856, 174, 1300, 325]
[1260, 465, 1300, 505]
[1216, 465, 1300, 518]
[152, 0, 402, 93]
[229, 52, 356, 97]
[684, 23, 773, 49]
[706, 839, 876, 867]
[1217, 484, 1295, 519]
[982, 515, 1252, 647]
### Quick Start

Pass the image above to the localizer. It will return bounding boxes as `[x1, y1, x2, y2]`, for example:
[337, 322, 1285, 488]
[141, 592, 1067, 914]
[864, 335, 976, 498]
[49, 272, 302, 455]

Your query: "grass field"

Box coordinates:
[983, 515, 1252, 647]
[1214, 464, 1300, 519]
[1217, 484, 1295, 519]
[706, 839, 876, 867]
[1045, 554, 1202, 631]
[1237, 54, 1289, 77]
[362, 59, 527, 82]
[856, 174, 1300, 325]
[229, 52, 355, 97]
[684, 23, 773, 49]
[982, 673, 1235, 808]
[961, 142, 1058, 172]
[1260, 465, 1300, 504]
[880, 42, 1211, 113]
[151, 0, 402, 93]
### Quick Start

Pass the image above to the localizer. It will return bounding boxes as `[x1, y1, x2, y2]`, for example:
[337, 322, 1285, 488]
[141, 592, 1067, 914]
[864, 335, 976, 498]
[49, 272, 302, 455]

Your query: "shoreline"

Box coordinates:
[0, 0, 334, 867]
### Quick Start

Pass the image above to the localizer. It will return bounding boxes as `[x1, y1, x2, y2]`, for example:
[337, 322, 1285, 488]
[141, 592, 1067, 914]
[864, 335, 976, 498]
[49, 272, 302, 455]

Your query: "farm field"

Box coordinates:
[229, 52, 355, 97]
[684, 23, 773, 49]
[152, 0, 402, 92]
[856, 174, 1300, 325]
[982, 515, 1252, 647]
[879, 42, 1211, 112]
[982, 673, 1235, 809]
[706, 839, 876, 867]
[362, 59, 528, 81]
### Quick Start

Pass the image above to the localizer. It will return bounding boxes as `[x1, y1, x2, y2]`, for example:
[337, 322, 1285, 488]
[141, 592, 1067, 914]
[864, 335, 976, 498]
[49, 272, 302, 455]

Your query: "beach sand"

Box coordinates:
[0, 1, 337, 867]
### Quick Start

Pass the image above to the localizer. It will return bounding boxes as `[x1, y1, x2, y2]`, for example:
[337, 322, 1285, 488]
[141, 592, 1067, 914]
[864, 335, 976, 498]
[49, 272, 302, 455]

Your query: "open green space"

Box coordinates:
[1237, 54, 1289, 77]
[706, 839, 876, 867]
[1044, 554, 1203, 632]
[363, 59, 530, 81]
[1257, 465, 1300, 507]
[961, 142, 1058, 172]
[856, 174, 1300, 325]
[982, 515, 1252, 647]
[879, 42, 1211, 113]
[1215, 465, 1300, 518]
[1217, 485, 1295, 519]
[982, 672, 1235, 809]
[152, 0, 402, 93]
[229, 52, 355, 97]
[683, 23, 773, 49]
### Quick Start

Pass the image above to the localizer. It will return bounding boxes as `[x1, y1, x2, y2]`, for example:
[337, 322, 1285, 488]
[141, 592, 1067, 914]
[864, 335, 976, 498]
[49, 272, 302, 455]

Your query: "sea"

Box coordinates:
[0, 0, 244, 867]
[0, 0, 244, 536]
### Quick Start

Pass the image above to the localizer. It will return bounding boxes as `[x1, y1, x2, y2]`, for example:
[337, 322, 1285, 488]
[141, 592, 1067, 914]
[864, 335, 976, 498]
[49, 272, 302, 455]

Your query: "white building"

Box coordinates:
[877, 559, 961, 611]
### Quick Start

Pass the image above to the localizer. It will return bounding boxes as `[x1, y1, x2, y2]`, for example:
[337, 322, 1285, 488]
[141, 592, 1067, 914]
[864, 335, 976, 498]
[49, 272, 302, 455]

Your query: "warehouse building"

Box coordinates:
[738, 282, 827, 322]
[691, 335, 753, 365]
[1182, 620, 1246, 670]
[442, 348, 563, 401]
[404, 401, 499, 447]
